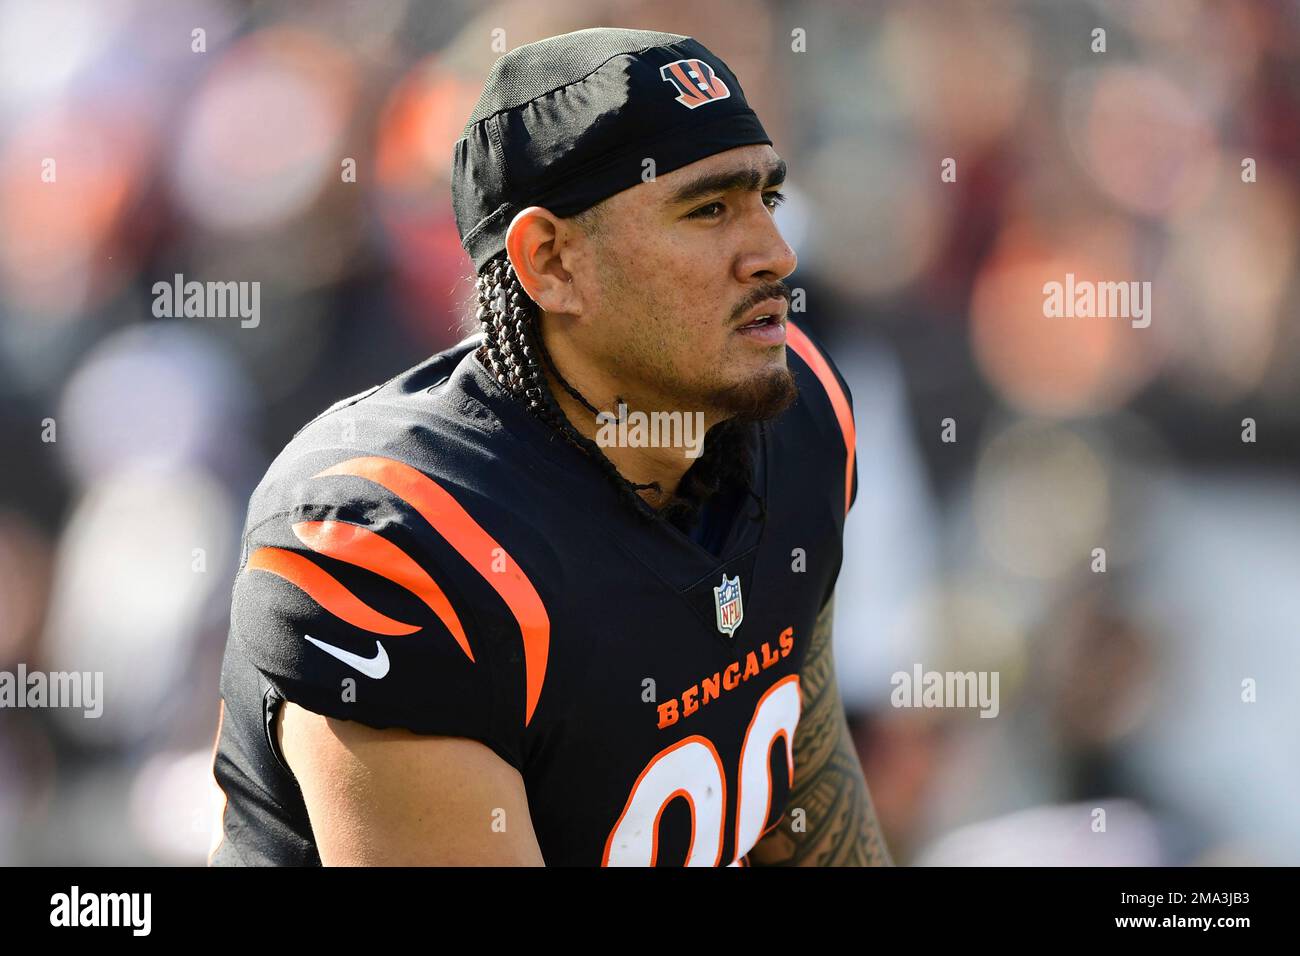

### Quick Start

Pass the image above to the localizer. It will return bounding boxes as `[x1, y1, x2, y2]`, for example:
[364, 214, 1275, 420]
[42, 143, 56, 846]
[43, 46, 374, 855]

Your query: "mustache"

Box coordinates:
[732, 281, 792, 323]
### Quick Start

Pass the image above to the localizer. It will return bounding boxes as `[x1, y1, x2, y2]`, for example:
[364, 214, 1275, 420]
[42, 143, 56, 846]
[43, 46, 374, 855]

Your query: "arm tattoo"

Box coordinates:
[748, 595, 893, 866]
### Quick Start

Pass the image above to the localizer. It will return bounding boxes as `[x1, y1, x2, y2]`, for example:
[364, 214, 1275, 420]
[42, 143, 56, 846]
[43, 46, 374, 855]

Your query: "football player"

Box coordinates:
[210, 27, 891, 867]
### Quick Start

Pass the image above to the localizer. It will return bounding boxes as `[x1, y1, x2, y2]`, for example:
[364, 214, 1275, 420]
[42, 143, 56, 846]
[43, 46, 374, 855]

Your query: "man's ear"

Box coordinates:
[505, 206, 582, 316]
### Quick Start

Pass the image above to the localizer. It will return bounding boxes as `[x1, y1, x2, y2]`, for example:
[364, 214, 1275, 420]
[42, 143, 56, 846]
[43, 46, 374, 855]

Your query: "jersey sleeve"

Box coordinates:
[227, 453, 540, 774]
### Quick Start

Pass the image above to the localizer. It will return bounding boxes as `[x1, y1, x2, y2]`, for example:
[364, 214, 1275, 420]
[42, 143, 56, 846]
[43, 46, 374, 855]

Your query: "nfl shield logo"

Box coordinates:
[713, 574, 744, 638]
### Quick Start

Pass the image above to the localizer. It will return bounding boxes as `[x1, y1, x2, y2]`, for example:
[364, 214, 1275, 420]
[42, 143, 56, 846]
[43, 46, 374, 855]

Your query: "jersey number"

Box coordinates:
[601, 674, 801, 866]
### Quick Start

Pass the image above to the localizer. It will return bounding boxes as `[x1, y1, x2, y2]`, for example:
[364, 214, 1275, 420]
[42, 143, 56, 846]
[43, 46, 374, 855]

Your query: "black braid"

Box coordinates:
[472, 253, 758, 530]
[474, 254, 660, 522]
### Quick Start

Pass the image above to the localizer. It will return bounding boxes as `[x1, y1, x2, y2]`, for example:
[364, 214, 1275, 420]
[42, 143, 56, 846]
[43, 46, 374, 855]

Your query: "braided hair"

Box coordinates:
[472, 252, 756, 530]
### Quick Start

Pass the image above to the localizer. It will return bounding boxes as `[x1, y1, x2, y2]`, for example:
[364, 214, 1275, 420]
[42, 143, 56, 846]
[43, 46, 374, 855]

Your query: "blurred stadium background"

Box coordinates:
[1, 0, 1298, 865]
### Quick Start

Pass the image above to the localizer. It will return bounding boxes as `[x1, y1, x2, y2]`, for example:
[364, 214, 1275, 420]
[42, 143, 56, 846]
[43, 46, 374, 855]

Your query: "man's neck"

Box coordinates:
[537, 339, 725, 508]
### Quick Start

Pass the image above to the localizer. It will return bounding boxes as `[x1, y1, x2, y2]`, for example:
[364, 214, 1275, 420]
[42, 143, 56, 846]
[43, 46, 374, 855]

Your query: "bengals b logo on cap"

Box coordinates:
[660, 58, 731, 109]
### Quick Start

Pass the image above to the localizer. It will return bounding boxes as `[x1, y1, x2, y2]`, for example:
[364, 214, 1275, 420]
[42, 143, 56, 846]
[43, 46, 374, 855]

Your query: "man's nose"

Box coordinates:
[737, 202, 798, 283]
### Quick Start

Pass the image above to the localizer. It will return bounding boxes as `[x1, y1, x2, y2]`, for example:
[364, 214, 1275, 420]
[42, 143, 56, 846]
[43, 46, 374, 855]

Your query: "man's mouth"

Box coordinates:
[734, 297, 789, 344]
[734, 296, 789, 331]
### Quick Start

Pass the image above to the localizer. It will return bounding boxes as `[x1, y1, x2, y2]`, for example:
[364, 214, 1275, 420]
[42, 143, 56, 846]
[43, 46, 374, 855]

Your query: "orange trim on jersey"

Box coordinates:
[602, 734, 726, 867]
[735, 673, 801, 860]
[292, 520, 473, 662]
[785, 322, 856, 515]
[247, 546, 419, 636]
[651, 789, 697, 868]
[314, 456, 550, 726]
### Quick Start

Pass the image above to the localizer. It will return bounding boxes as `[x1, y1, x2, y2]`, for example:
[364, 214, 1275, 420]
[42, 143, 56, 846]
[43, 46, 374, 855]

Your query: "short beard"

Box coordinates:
[707, 363, 799, 423]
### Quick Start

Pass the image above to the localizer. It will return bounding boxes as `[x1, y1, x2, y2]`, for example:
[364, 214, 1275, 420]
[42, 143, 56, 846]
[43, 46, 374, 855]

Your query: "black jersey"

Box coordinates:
[210, 322, 857, 867]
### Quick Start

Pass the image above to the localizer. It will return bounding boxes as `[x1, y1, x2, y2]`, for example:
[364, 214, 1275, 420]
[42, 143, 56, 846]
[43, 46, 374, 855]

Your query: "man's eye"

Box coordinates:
[688, 201, 725, 220]
[688, 191, 787, 220]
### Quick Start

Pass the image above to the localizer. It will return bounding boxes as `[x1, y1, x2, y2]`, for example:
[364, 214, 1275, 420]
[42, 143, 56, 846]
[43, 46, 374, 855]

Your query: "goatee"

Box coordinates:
[710, 363, 798, 423]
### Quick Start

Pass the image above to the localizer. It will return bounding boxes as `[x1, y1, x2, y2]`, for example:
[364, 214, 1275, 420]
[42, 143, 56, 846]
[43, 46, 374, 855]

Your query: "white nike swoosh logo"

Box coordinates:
[303, 634, 390, 679]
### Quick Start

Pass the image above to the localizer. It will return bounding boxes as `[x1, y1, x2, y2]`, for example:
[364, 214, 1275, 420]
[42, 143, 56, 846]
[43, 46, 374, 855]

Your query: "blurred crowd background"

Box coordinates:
[1, 0, 1297, 865]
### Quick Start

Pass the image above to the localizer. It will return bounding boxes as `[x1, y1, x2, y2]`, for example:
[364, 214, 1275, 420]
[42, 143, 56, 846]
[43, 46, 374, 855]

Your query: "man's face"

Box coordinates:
[568, 143, 799, 422]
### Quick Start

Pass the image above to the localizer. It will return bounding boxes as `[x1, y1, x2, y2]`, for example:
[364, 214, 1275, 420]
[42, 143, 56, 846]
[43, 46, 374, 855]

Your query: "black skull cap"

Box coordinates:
[452, 27, 772, 272]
